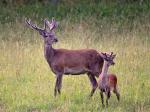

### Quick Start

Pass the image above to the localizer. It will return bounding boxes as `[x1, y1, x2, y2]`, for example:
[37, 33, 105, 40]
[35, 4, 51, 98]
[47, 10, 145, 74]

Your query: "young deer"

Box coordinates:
[98, 52, 120, 107]
[25, 18, 104, 97]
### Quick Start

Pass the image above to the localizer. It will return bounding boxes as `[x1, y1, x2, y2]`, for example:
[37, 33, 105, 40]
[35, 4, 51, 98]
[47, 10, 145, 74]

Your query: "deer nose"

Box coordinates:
[112, 62, 115, 65]
[54, 38, 58, 42]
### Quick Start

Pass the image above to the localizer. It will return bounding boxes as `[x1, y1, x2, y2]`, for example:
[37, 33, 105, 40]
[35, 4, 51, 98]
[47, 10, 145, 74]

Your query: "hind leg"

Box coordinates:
[100, 91, 105, 107]
[106, 90, 111, 107]
[87, 73, 98, 97]
[113, 87, 120, 101]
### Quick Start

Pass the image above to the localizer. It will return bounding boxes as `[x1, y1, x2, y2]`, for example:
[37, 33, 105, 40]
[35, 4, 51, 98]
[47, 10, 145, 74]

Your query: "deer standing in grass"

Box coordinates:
[25, 18, 104, 97]
[98, 52, 120, 107]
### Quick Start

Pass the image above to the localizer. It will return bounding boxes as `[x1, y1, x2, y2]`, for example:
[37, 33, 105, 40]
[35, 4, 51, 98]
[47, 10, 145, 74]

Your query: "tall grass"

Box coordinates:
[0, 18, 150, 112]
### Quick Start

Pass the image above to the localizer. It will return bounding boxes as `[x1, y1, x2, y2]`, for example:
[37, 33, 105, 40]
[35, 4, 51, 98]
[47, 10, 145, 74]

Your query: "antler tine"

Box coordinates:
[47, 17, 58, 31]
[100, 52, 105, 56]
[44, 18, 51, 30]
[44, 19, 47, 30]
[25, 18, 43, 31]
[25, 18, 31, 26]
[104, 53, 107, 57]
[52, 17, 55, 22]
[110, 52, 113, 56]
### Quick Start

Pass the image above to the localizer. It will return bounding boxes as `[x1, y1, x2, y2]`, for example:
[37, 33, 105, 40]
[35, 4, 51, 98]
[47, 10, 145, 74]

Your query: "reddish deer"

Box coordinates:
[98, 52, 120, 107]
[25, 18, 104, 97]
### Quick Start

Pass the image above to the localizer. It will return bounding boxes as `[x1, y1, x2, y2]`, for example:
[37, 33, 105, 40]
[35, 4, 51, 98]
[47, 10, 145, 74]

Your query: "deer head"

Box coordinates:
[25, 18, 58, 45]
[100, 52, 116, 66]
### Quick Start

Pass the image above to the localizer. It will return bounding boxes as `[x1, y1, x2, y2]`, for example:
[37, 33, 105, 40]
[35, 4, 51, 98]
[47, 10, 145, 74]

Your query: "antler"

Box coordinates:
[43, 19, 48, 30]
[44, 18, 58, 31]
[43, 18, 51, 31]
[25, 18, 44, 31]
[110, 52, 113, 56]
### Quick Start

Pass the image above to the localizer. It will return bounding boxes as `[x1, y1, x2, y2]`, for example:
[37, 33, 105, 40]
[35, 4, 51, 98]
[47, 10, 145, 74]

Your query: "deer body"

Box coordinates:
[98, 52, 120, 107]
[26, 18, 103, 97]
[44, 44, 103, 96]
[98, 63, 117, 93]
[45, 46, 102, 75]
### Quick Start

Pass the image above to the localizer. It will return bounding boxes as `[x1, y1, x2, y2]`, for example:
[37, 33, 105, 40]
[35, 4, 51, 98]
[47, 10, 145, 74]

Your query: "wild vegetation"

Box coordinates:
[0, 1, 150, 112]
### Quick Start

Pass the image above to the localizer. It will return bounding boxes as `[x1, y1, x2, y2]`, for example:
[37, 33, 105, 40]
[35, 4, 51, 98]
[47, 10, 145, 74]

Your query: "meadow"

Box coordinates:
[0, 1, 150, 112]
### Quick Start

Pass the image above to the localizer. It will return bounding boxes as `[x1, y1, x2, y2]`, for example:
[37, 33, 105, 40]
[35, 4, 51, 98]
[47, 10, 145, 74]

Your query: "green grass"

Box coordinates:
[0, 19, 150, 112]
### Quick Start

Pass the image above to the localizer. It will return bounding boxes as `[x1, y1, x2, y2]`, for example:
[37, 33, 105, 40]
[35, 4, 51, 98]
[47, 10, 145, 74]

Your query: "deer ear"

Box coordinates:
[100, 52, 106, 59]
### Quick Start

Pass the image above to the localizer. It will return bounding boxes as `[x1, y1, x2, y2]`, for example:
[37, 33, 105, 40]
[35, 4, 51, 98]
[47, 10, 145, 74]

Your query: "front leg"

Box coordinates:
[100, 91, 105, 107]
[106, 90, 111, 107]
[54, 74, 63, 97]
[87, 73, 98, 97]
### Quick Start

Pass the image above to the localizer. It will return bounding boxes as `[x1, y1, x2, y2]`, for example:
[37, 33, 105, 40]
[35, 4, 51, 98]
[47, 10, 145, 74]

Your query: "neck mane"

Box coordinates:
[44, 44, 55, 63]
[100, 61, 109, 78]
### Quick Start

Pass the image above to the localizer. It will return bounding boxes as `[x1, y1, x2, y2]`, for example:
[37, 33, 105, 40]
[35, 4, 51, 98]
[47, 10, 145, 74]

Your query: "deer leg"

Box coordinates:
[106, 90, 111, 107]
[87, 73, 98, 97]
[57, 75, 63, 95]
[54, 77, 58, 97]
[100, 91, 105, 107]
[113, 87, 120, 101]
[54, 74, 63, 96]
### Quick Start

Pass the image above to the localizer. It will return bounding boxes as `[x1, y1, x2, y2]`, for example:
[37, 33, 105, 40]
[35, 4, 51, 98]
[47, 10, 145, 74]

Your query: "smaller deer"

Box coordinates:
[98, 52, 120, 107]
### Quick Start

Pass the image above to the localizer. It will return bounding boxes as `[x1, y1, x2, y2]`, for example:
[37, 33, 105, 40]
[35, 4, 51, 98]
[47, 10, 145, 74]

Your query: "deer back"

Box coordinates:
[48, 49, 103, 75]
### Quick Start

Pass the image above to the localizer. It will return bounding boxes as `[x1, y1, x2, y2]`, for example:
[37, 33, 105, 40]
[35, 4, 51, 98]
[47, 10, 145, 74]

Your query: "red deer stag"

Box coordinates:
[25, 18, 104, 97]
[98, 52, 120, 107]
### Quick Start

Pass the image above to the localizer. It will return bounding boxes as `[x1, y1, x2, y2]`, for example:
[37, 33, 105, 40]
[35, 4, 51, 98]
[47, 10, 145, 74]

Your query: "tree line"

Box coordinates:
[1, 0, 59, 6]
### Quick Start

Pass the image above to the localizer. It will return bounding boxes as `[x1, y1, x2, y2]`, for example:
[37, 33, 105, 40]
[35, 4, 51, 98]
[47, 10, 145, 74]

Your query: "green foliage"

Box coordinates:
[0, 1, 150, 24]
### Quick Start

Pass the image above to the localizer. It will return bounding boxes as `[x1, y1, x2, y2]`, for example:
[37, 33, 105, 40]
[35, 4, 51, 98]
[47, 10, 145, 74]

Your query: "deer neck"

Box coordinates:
[100, 61, 109, 78]
[44, 44, 55, 63]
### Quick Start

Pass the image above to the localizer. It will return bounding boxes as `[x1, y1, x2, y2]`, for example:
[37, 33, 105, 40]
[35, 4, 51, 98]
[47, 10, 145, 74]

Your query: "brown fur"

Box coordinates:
[99, 73, 120, 107]
[26, 18, 104, 97]
[51, 49, 103, 75]
[108, 74, 117, 90]
[98, 52, 120, 107]
[45, 47, 104, 96]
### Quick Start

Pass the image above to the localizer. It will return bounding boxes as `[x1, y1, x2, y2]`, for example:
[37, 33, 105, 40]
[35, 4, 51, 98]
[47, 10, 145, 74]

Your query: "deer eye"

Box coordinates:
[44, 34, 49, 37]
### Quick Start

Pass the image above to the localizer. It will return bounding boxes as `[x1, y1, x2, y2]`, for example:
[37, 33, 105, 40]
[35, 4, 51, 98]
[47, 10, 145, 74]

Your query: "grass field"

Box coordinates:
[0, 19, 150, 112]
